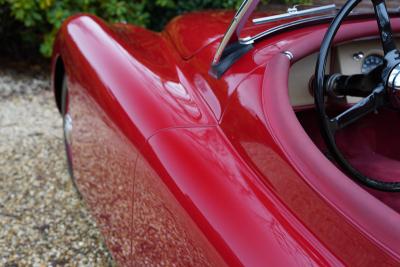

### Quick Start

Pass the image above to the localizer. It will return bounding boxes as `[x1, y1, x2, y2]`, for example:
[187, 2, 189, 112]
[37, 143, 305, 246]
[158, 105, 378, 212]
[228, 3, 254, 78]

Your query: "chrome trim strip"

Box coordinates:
[246, 11, 400, 45]
[242, 14, 336, 45]
[253, 4, 337, 25]
[212, 0, 260, 65]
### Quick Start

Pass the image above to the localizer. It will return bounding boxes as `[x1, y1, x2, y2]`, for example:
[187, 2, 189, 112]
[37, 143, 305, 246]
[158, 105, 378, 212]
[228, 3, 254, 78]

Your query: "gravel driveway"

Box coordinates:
[0, 66, 115, 266]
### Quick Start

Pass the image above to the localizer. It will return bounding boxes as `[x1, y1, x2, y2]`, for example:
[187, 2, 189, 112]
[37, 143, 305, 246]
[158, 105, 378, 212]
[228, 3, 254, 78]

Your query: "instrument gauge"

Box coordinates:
[361, 54, 384, 74]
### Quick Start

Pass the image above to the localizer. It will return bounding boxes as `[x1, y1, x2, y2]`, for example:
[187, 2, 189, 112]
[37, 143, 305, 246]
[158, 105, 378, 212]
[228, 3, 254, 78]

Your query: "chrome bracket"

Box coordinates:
[212, 0, 260, 66]
[253, 4, 337, 25]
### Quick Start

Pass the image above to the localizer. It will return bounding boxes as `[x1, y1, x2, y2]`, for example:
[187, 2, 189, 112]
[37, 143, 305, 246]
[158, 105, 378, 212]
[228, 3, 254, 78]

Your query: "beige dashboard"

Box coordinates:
[288, 38, 400, 107]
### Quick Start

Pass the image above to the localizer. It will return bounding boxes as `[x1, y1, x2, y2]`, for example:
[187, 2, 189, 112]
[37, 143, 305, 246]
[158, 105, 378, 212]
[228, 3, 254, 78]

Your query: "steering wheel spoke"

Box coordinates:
[372, 0, 397, 55]
[329, 85, 386, 132]
[314, 0, 400, 191]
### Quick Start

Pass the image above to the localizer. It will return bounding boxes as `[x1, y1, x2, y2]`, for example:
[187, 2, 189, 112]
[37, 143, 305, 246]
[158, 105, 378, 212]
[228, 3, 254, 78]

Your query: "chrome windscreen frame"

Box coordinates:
[210, 0, 337, 78]
[210, 0, 260, 78]
[212, 0, 260, 65]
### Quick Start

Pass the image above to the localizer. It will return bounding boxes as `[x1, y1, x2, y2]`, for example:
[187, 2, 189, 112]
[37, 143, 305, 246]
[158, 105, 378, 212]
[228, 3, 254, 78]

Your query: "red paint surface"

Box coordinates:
[51, 11, 400, 267]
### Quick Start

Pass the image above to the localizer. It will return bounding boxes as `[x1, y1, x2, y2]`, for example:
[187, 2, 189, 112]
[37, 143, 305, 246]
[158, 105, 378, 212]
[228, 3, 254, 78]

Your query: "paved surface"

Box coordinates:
[0, 66, 115, 266]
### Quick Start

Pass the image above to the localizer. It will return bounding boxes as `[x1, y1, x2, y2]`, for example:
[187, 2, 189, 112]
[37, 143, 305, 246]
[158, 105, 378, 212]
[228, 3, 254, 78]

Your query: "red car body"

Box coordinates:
[51, 8, 400, 267]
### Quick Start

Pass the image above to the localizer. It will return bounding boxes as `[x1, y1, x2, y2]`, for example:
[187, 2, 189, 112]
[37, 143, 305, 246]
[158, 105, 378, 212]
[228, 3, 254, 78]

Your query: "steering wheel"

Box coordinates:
[315, 0, 400, 192]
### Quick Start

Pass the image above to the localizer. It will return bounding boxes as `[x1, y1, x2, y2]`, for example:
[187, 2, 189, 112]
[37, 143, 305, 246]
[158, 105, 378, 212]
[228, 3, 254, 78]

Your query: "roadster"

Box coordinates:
[51, 0, 400, 265]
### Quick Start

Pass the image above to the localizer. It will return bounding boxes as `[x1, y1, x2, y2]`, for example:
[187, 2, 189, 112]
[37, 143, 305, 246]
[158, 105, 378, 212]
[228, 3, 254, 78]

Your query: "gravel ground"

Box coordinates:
[0, 66, 115, 266]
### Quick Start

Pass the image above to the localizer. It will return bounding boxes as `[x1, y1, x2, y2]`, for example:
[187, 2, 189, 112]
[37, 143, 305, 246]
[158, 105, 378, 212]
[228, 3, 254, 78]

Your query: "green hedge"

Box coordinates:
[0, 0, 307, 58]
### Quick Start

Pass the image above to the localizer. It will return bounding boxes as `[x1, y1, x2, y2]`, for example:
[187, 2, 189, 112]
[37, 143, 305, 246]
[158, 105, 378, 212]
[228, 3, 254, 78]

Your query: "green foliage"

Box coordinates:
[0, 0, 310, 58]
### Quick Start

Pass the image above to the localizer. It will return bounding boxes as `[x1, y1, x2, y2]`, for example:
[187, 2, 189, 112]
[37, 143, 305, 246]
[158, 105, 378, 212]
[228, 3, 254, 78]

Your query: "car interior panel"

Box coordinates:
[291, 38, 400, 213]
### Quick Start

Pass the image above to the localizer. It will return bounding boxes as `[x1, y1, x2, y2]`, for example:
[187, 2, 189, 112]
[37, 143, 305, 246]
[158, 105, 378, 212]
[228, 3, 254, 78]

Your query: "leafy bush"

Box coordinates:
[0, 0, 308, 58]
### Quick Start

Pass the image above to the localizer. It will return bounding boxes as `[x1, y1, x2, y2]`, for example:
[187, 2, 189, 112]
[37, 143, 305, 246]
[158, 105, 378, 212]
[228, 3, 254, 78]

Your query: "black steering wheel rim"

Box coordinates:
[315, 0, 400, 192]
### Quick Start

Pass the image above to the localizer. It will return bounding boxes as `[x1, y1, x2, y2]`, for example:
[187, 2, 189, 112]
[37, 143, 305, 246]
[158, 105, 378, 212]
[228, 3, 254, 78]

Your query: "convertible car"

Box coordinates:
[51, 0, 400, 265]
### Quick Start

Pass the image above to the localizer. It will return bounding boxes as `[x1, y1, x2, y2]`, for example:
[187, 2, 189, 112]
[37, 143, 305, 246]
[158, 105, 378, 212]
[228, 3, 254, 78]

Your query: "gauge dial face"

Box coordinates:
[361, 54, 384, 74]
